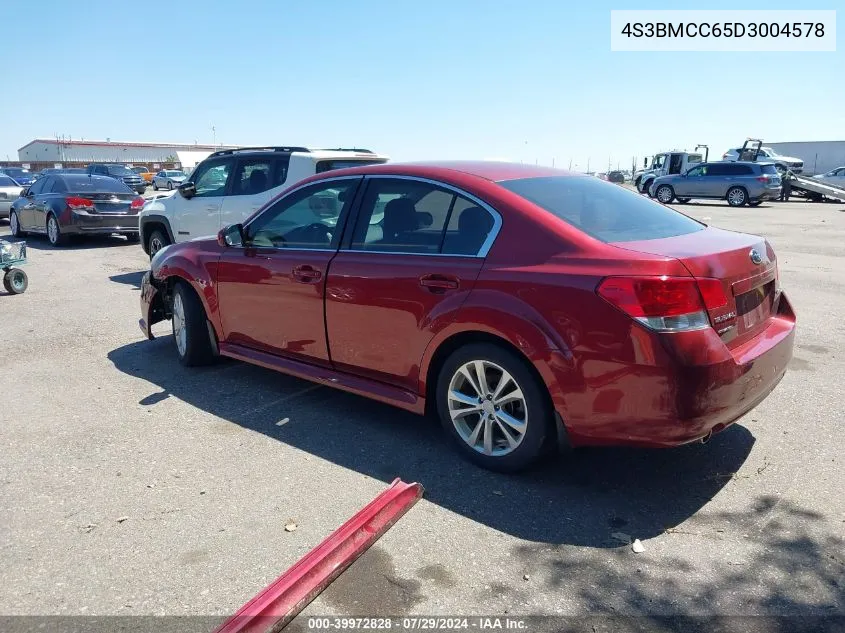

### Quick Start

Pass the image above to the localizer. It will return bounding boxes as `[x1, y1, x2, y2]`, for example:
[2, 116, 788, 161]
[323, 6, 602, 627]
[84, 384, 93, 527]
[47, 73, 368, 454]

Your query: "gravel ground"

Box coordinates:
[0, 197, 842, 628]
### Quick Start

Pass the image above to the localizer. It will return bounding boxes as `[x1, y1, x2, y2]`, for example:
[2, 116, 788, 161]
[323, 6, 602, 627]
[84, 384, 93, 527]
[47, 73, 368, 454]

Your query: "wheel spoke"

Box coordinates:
[449, 389, 480, 407]
[495, 419, 520, 448]
[458, 365, 482, 398]
[492, 370, 514, 400]
[494, 385, 524, 407]
[473, 360, 489, 396]
[467, 418, 484, 446]
[495, 409, 526, 435]
[482, 418, 493, 455]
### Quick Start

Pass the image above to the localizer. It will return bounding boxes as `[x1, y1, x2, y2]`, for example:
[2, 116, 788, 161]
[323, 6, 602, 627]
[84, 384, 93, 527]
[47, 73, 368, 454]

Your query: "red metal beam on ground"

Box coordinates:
[213, 478, 424, 633]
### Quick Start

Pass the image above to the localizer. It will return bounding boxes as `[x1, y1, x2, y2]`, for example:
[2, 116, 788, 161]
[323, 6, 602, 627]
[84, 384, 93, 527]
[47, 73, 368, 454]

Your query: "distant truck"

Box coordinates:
[634, 150, 705, 195]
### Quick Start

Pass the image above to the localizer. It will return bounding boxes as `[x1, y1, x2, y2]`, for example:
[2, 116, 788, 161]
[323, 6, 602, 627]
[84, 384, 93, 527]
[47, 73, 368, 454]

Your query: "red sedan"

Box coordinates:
[139, 162, 795, 472]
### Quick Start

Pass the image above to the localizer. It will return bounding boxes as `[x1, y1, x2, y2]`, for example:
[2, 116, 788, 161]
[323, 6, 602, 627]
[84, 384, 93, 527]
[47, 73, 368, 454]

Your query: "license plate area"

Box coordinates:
[736, 280, 775, 333]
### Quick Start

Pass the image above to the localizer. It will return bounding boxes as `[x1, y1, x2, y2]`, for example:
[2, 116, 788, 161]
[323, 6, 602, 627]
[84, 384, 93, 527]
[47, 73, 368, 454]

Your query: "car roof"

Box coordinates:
[302, 161, 581, 183]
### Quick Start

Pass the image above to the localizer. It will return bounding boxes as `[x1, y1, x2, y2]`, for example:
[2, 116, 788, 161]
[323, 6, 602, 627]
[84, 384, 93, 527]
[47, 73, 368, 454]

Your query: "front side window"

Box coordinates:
[348, 178, 495, 256]
[246, 179, 359, 250]
[686, 165, 706, 177]
[191, 159, 233, 197]
[499, 176, 705, 243]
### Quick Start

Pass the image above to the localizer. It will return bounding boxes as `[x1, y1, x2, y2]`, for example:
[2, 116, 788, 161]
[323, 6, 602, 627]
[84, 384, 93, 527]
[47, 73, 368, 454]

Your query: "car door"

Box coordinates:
[215, 177, 363, 364]
[699, 163, 729, 197]
[677, 165, 706, 196]
[325, 176, 496, 393]
[173, 157, 233, 240]
[19, 176, 47, 229]
[218, 155, 289, 229]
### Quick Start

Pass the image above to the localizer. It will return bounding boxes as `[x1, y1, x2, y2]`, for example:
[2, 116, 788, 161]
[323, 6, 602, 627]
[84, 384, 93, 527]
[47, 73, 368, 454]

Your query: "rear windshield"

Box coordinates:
[761, 164, 778, 174]
[499, 176, 705, 243]
[106, 165, 135, 176]
[63, 175, 133, 193]
[164, 170, 185, 176]
[315, 159, 387, 173]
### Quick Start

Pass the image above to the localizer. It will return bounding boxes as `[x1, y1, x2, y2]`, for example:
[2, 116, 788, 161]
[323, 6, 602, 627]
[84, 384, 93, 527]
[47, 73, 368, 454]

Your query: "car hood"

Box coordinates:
[652, 174, 682, 185]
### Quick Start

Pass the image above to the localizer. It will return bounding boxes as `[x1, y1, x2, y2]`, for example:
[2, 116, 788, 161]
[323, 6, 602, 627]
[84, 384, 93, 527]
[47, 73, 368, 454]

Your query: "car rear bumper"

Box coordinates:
[139, 271, 166, 339]
[62, 211, 140, 235]
[555, 292, 796, 448]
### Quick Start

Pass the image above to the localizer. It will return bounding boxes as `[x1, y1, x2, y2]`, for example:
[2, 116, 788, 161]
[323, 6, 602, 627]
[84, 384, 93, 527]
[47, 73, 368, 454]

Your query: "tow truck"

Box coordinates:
[733, 139, 845, 202]
[634, 146, 707, 195]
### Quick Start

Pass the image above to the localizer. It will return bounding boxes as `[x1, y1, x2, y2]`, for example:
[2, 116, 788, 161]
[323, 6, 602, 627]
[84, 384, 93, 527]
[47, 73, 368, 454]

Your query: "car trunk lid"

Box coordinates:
[70, 191, 141, 214]
[615, 227, 778, 346]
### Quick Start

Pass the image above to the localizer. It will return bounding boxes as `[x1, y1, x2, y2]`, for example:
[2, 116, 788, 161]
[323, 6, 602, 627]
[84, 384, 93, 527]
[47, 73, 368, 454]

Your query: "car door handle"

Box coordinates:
[419, 274, 460, 291]
[292, 265, 322, 284]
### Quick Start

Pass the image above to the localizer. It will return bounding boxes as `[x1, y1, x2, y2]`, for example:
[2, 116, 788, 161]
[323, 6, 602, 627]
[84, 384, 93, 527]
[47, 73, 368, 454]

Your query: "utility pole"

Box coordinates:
[211, 124, 217, 148]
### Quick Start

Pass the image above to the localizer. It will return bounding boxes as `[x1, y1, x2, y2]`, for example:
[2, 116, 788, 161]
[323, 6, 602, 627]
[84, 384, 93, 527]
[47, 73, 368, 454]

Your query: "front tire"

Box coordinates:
[436, 343, 551, 472]
[153, 181, 159, 191]
[171, 281, 216, 367]
[167, 181, 173, 190]
[147, 229, 170, 260]
[641, 179, 654, 196]
[46, 213, 65, 246]
[655, 185, 675, 204]
[727, 186, 748, 207]
[9, 211, 25, 237]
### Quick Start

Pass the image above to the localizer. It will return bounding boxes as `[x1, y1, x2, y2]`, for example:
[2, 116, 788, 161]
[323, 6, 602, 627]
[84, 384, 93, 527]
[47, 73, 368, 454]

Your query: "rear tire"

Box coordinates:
[147, 229, 170, 259]
[436, 343, 551, 472]
[9, 211, 25, 237]
[3, 268, 28, 294]
[46, 213, 65, 246]
[727, 187, 748, 207]
[655, 185, 675, 204]
[171, 281, 215, 367]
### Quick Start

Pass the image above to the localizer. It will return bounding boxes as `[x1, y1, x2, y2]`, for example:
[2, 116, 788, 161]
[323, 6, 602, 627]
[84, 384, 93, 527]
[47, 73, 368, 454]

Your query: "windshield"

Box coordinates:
[499, 176, 705, 243]
[651, 155, 666, 170]
[107, 165, 135, 177]
[164, 170, 185, 177]
[131, 167, 147, 173]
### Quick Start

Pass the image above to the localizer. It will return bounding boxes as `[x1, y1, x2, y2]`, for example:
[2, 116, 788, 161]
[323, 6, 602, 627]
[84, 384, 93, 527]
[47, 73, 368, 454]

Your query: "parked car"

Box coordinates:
[131, 166, 155, 183]
[814, 166, 845, 185]
[722, 147, 803, 174]
[650, 161, 782, 207]
[152, 169, 187, 191]
[86, 163, 147, 194]
[607, 170, 625, 184]
[139, 161, 795, 472]
[9, 173, 144, 246]
[0, 174, 25, 220]
[0, 167, 35, 187]
[139, 146, 389, 258]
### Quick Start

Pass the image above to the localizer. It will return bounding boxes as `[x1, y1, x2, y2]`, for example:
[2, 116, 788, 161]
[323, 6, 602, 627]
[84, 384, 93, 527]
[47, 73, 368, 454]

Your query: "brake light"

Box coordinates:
[131, 196, 145, 209]
[756, 176, 769, 182]
[597, 276, 727, 332]
[66, 196, 94, 210]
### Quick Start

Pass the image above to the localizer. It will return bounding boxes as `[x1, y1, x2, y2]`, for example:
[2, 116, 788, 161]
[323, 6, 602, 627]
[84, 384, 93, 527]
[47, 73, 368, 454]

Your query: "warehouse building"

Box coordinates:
[16, 138, 237, 171]
[768, 140, 845, 176]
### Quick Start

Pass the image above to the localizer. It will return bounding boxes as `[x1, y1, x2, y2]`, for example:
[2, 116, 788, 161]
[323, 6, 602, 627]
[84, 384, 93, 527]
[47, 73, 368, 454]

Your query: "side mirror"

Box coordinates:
[218, 223, 245, 248]
[178, 181, 197, 199]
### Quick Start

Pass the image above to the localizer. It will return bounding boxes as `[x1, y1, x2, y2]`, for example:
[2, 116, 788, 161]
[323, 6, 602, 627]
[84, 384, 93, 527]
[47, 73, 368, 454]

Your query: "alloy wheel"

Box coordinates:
[728, 188, 746, 206]
[656, 186, 673, 203]
[172, 292, 187, 357]
[10, 212, 19, 235]
[47, 217, 59, 244]
[447, 360, 528, 457]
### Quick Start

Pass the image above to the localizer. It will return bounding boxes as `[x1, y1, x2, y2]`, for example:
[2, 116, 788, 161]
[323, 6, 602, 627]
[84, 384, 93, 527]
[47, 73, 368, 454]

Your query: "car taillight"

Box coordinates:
[131, 196, 145, 209]
[66, 196, 94, 210]
[756, 176, 769, 182]
[597, 276, 728, 332]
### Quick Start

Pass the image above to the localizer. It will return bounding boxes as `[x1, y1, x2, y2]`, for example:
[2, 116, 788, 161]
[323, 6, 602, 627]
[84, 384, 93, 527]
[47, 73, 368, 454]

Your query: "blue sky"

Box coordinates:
[2, 0, 841, 170]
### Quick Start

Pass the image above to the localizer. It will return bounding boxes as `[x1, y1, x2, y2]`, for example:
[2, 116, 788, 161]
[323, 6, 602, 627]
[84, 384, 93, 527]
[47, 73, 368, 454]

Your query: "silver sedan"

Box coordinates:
[0, 174, 25, 220]
[152, 170, 188, 191]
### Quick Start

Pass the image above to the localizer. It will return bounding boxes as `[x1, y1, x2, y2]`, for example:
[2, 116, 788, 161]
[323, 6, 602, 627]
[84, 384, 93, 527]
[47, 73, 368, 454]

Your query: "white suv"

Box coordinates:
[139, 146, 389, 257]
[721, 146, 804, 174]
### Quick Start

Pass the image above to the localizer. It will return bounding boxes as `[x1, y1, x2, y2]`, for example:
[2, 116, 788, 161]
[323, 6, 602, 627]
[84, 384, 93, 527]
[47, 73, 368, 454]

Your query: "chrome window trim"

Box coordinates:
[343, 174, 502, 259]
[231, 175, 364, 253]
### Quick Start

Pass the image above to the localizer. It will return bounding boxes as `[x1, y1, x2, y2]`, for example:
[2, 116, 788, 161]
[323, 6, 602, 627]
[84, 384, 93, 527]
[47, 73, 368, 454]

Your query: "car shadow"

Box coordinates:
[108, 338, 754, 547]
[4, 234, 138, 251]
[109, 271, 145, 289]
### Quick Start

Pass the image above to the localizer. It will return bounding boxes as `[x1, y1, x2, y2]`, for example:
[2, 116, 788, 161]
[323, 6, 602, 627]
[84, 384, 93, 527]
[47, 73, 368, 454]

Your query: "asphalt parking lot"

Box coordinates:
[1, 197, 843, 625]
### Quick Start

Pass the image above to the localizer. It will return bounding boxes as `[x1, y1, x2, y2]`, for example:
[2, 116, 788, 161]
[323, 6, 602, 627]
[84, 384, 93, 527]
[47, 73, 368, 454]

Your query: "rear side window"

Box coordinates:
[63, 175, 133, 193]
[499, 176, 705, 243]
